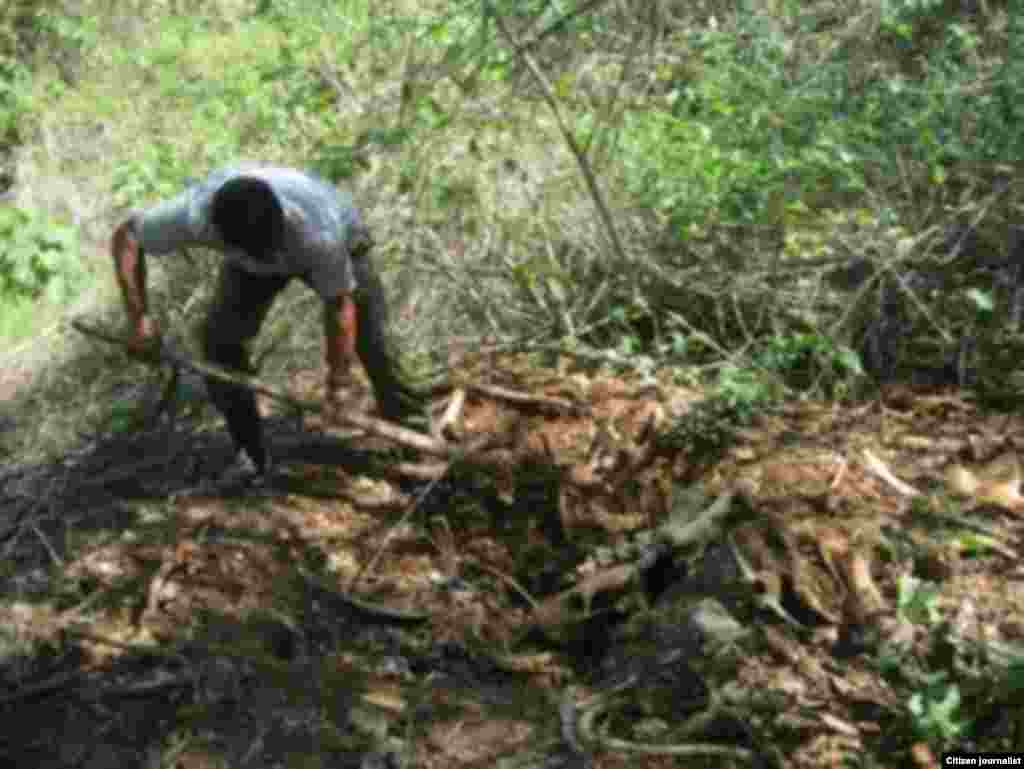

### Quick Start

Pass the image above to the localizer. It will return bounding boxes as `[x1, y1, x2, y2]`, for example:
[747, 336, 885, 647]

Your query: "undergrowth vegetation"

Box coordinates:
[0, 3, 1022, 765]
[0, 0, 1020, 452]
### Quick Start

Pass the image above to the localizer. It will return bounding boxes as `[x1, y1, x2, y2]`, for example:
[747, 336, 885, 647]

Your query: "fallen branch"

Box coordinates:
[388, 460, 451, 481]
[658, 488, 739, 549]
[73, 320, 603, 498]
[72, 318, 456, 458]
[467, 382, 585, 416]
[575, 681, 756, 762]
[432, 386, 466, 440]
[861, 448, 920, 497]
[532, 489, 741, 641]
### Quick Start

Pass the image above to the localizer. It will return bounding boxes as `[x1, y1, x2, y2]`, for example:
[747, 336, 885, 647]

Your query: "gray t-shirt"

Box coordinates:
[133, 163, 370, 299]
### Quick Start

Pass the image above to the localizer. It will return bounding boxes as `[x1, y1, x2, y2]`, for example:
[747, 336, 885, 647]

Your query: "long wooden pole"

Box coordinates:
[70, 318, 455, 458]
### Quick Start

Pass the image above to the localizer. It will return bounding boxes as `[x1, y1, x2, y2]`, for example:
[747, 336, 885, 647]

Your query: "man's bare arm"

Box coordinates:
[323, 293, 358, 408]
[111, 219, 159, 351]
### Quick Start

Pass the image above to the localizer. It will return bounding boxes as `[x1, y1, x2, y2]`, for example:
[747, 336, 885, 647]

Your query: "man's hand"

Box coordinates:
[126, 314, 162, 363]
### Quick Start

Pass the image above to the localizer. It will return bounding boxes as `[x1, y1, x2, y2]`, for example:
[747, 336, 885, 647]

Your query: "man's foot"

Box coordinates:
[214, 448, 272, 489]
[244, 443, 270, 476]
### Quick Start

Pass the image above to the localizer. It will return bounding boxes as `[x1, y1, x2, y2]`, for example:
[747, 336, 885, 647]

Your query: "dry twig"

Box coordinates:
[72, 319, 453, 457]
[488, 2, 628, 268]
[468, 382, 584, 415]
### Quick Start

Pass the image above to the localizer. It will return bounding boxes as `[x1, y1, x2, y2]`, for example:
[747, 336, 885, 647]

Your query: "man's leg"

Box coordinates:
[201, 263, 289, 473]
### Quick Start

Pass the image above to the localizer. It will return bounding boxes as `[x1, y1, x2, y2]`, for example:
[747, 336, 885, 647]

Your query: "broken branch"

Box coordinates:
[72, 319, 527, 478]
[467, 382, 585, 416]
[72, 318, 453, 457]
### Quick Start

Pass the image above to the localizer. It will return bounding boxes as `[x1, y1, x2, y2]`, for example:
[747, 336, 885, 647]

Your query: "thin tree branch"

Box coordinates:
[71, 319, 451, 456]
[488, 2, 628, 267]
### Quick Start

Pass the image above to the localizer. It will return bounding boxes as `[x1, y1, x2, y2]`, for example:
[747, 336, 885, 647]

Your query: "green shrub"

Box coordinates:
[0, 0, 91, 154]
[908, 672, 972, 746]
[753, 332, 864, 395]
[619, 4, 1023, 241]
[0, 205, 84, 302]
[0, 55, 29, 153]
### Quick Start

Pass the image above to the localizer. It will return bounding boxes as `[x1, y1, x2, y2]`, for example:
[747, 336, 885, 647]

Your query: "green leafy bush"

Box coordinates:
[754, 333, 864, 395]
[1, 0, 90, 155]
[0, 55, 29, 153]
[908, 672, 972, 745]
[0, 205, 83, 302]
[619, 4, 1023, 240]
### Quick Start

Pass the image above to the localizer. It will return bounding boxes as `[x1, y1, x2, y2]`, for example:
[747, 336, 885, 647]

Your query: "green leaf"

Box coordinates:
[965, 288, 994, 314]
[835, 346, 865, 376]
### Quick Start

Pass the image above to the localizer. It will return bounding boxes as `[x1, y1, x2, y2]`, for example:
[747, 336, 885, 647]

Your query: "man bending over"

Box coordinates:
[111, 162, 422, 475]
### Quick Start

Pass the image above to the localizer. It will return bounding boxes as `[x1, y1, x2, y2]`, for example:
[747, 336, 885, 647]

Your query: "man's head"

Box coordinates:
[210, 176, 284, 261]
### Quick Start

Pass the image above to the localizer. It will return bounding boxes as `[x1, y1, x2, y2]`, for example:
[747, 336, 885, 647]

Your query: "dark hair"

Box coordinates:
[210, 176, 284, 261]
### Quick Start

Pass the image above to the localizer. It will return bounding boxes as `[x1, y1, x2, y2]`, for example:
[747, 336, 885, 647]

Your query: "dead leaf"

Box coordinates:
[362, 681, 406, 713]
[910, 741, 935, 769]
[946, 453, 1024, 511]
[946, 463, 978, 496]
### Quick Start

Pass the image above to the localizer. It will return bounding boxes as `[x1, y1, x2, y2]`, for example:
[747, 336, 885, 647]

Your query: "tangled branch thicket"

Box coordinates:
[0, 0, 1022, 464]
[359, 0, 1024, 388]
